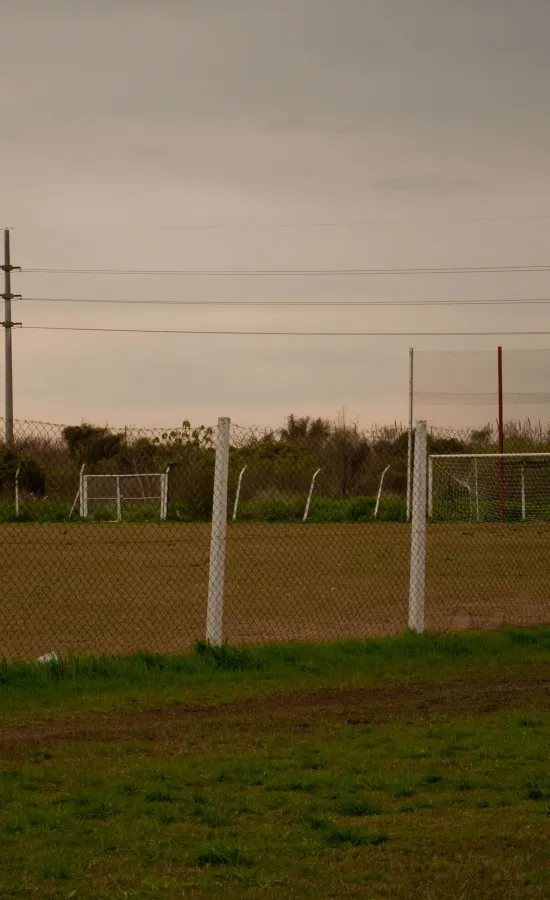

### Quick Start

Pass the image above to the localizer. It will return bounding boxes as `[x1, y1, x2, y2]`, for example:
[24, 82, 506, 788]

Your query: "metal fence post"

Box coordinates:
[81, 470, 88, 518]
[409, 420, 427, 633]
[374, 465, 390, 518]
[116, 475, 122, 522]
[427, 455, 433, 519]
[206, 417, 231, 646]
[160, 466, 170, 520]
[14, 465, 20, 517]
[232, 465, 247, 521]
[303, 468, 321, 521]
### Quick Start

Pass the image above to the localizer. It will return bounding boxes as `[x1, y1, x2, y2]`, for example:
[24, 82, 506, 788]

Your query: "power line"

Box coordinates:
[22, 325, 550, 337]
[20, 264, 550, 277]
[151, 214, 550, 230]
[22, 296, 550, 308]
[8, 214, 550, 232]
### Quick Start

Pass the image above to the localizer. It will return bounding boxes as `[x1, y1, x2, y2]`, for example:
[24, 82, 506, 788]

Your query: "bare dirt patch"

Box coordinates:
[2, 667, 549, 755]
[1, 522, 549, 659]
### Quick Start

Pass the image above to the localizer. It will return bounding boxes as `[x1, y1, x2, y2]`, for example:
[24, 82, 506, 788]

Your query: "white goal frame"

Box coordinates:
[79, 468, 170, 521]
[428, 452, 550, 522]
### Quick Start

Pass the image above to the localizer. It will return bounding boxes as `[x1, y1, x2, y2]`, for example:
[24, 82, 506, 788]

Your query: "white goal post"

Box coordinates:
[79, 468, 170, 521]
[428, 453, 550, 522]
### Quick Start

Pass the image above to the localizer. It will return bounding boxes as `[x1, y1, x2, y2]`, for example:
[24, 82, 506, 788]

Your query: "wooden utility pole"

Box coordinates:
[1, 229, 20, 445]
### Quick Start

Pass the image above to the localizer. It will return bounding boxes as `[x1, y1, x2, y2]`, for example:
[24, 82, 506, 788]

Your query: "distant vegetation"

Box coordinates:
[0, 415, 548, 523]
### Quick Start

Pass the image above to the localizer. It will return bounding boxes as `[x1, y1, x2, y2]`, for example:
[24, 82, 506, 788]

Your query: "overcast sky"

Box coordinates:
[1, 0, 549, 429]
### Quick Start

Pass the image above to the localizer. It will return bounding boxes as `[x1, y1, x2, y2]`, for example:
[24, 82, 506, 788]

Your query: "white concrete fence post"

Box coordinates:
[206, 417, 231, 646]
[409, 420, 427, 633]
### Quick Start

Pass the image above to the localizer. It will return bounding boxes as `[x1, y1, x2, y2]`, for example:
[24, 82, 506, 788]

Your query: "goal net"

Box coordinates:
[428, 454, 550, 523]
[80, 471, 169, 521]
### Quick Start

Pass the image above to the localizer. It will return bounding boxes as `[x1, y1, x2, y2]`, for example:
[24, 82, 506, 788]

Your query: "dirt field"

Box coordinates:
[0, 522, 549, 659]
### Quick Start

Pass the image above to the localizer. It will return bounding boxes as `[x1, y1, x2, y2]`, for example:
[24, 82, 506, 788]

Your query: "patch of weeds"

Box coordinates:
[338, 798, 383, 817]
[26, 749, 53, 762]
[43, 867, 71, 881]
[5, 821, 25, 835]
[324, 825, 388, 848]
[145, 790, 176, 804]
[288, 781, 317, 793]
[196, 846, 253, 868]
[517, 717, 543, 729]
[73, 800, 120, 820]
[457, 781, 477, 792]
[192, 803, 228, 827]
[194, 641, 265, 672]
[306, 815, 333, 831]
[120, 782, 138, 796]
[440, 745, 460, 758]
[423, 774, 444, 785]
[215, 770, 234, 784]
[394, 788, 415, 799]
[527, 788, 544, 801]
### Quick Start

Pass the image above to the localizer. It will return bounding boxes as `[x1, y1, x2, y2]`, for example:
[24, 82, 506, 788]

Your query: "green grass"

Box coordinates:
[0, 647, 549, 898]
[2, 628, 550, 720]
[238, 495, 407, 523]
[0, 495, 408, 523]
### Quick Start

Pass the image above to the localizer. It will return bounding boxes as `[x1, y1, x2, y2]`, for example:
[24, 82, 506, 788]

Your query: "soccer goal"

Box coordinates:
[428, 453, 550, 522]
[79, 469, 170, 521]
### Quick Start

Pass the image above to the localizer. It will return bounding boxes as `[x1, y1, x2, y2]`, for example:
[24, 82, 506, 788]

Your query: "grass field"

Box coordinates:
[1, 630, 550, 898]
[0, 522, 549, 660]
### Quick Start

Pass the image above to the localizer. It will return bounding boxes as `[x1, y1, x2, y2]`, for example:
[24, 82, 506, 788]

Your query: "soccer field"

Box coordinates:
[0, 522, 549, 660]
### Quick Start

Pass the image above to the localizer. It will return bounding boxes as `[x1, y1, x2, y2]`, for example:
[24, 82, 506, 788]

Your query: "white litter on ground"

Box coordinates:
[36, 652, 59, 664]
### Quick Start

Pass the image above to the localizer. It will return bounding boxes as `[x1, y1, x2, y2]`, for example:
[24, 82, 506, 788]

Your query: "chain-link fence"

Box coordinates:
[423, 422, 550, 633]
[0, 419, 217, 660]
[0, 415, 549, 660]
[413, 347, 550, 434]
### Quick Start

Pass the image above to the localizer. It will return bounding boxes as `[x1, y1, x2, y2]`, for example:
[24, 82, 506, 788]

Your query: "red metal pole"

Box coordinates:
[498, 346, 505, 520]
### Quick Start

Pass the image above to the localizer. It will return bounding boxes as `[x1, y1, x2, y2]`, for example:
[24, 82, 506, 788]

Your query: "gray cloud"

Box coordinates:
[1, 0, 549, 427]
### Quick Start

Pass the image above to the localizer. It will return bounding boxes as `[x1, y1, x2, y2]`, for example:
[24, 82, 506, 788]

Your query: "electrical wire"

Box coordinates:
[21, 296, 550, 308]
[151, 214, 550, 229]
[22, 326, 550, 337]
[8, 214, 550, 231]
[20, 264, 550, 277]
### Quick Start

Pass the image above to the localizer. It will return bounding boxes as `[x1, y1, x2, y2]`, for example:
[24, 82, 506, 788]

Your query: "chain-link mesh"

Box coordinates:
[223, 418, 410, 644]
[2, 414, 550, 660]
[0, 416, 411, 658]
[414, 348, 550, 434]
[0, 418, 215, 660]
[425, 428, 550, 632]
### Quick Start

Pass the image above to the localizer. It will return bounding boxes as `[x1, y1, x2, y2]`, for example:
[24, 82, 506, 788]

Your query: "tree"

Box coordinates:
[0, 446, 46, 496]
[62, 424, 125, 464]
[280, 414, 331, 448]
[325, 409, 370, 496]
